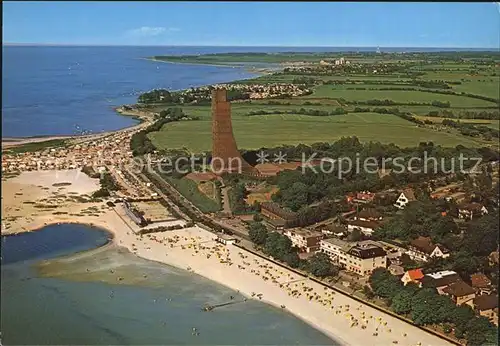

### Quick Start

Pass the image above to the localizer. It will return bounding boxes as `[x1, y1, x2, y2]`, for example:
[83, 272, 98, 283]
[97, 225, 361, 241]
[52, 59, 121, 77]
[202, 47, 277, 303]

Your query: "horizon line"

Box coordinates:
[2, 43, 500, 50]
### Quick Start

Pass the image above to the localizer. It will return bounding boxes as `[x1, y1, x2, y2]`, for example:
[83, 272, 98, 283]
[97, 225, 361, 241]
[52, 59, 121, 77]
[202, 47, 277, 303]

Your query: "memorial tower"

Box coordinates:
[211, 88, 255, 174]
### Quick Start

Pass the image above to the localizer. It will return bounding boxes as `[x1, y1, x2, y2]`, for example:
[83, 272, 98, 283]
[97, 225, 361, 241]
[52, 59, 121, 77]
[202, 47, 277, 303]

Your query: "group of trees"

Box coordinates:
[137, 87, 252, 106]
[137, 89, 176, 104]
[442, 119, 499, 140]
[374, 200, 459, 243]
[92, 172, 120, 198]
[249, 137, 499, 228]
[368, 269, 498, 345]
[248, 221, 337, 277]
[267, 137, 488, 205]
[292, 77, 317, 86]
[423, 210, 499, 281]
[431, 100, 451, 108]
[248, 221, 300, 268]
[246, 107, 348, 117]
[229, 182, 259, 214]
[413, 80, 452, 89]
[427, 110, 500, 120]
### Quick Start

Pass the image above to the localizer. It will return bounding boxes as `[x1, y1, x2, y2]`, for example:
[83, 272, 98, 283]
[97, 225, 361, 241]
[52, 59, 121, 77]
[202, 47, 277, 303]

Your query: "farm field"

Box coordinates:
[302, 85, 497, 107]
[137, 52, 499, 158]
[451, 79, 500, 99]
[148, 112, 488, 153]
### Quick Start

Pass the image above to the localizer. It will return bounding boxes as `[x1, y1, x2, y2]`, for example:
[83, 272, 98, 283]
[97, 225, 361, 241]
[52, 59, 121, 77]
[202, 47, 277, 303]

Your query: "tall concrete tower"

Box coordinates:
[211, 88, 255, 174]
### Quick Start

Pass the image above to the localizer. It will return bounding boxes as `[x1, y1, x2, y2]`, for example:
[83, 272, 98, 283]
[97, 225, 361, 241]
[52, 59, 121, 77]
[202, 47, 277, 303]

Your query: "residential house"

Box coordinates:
[347, 219, 380, 236]
[356, 208, 383, 222]
[349, 191, 375, 205]
[260, 202, 298, 229]
[420, 270, 462, 295]
[263, 218, 287, 231]
[401, 268, 425, 286]
[283, 229, 324, 253]
[470, 273, 493, 295]
[473, 294, 499, 326]
[319, 224, 347, 238]
[394, 188, 417, 209]
[388, 264, 405, 277]
[406, 236, 450, 262]
[458, 203, 488, 220]
[320, 238, 387, 277]
[443, 281, 476, 306]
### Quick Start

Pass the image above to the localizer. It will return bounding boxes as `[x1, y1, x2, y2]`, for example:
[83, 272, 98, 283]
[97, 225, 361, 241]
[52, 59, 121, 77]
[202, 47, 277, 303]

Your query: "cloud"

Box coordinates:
[127, 26, 180, 37]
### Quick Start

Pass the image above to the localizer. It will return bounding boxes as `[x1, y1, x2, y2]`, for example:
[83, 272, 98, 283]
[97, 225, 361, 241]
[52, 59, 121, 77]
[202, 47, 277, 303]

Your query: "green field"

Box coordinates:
[140, 52, 499, 155]
[148, 111, 488, 152]
[162, 175, 221, 213]
[303, 85, 496, 107]
[451, 79, 500, 99]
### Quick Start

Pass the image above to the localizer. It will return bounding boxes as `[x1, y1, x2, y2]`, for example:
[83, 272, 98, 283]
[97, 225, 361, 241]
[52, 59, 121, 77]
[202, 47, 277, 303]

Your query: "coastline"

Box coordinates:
[1, 109, 150, 149]
[1, 170, 454, 346]
[144, 57, 280, 75]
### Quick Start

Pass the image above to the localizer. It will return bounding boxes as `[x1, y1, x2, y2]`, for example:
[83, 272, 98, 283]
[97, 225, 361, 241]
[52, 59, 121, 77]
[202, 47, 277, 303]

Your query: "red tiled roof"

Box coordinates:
[408, 269, 424, 281]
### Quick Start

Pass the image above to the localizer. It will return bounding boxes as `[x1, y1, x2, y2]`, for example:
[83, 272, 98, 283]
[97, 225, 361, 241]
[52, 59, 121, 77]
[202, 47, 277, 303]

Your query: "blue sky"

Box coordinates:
[3, 1, 500, 47]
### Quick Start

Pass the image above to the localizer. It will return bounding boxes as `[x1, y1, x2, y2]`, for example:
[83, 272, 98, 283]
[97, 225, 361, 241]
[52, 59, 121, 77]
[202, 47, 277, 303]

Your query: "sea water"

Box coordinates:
[1, 224, 336, 345]
[1, 46, 260, 138]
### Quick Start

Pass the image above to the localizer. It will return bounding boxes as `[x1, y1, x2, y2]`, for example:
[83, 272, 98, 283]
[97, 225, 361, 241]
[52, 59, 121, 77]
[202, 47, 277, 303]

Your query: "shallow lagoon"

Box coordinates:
[1, 224, 335, 345]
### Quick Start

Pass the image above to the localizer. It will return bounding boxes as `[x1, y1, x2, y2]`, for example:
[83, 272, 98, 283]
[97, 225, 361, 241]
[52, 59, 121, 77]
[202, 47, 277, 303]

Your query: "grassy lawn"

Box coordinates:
[162, 175, 221, 213]
[148, 112, 488, 153]
[303, 85, 496, 107]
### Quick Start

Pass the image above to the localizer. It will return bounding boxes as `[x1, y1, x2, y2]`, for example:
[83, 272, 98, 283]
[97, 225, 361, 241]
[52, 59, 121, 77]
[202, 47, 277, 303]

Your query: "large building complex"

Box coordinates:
[320, 238, 387, 276]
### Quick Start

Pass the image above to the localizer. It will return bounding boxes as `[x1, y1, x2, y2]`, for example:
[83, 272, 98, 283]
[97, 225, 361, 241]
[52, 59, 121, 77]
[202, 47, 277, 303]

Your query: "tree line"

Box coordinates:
[427, 110, 500, 120]
[248, 221, 337, 277]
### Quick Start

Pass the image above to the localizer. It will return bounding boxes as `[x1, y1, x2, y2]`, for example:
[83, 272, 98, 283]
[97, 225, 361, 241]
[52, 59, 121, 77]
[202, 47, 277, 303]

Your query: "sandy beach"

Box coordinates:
[1, 170, 454, 346]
